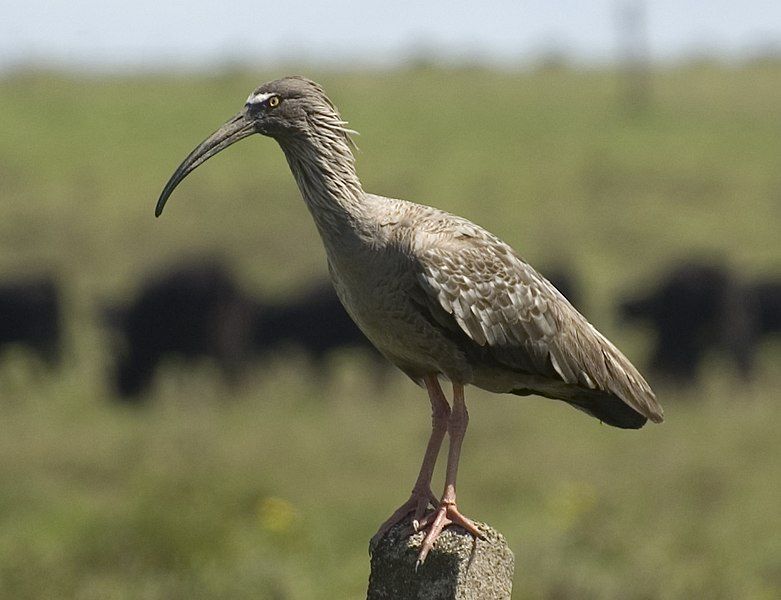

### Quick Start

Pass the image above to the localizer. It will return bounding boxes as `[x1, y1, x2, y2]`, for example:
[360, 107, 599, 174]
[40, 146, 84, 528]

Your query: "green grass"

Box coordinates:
[0, 366, 779, 599]
[0, 64, 779, 598]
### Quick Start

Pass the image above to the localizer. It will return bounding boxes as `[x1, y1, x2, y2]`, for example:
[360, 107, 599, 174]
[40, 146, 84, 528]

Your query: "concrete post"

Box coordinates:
[367, 517, 514, 599]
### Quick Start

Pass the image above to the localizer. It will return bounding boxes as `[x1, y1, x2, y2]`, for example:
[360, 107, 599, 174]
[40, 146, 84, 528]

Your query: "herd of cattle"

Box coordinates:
[1, 258, 778, 400]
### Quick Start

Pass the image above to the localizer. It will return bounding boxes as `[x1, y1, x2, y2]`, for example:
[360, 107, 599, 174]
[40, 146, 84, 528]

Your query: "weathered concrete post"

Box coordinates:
[367, 517, 514, 599]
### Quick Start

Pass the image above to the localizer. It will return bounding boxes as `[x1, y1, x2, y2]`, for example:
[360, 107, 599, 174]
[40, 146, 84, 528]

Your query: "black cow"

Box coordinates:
[737, 278, 781, 372]
[106, 263, 388, 399]
[618, 261, 752, 383]
[106, 260, 255, 399]
[252, 282, 386, 375]
[745, 280, 781, 336]
[0, 275, 61, 366]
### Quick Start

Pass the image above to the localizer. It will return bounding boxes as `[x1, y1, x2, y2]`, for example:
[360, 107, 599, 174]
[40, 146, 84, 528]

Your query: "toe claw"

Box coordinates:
[374, 494, 481, 569]
[417, 543, 432, 566]
[410, 499, 480, 568]
[447, 505, 483, 539]
[371, 489, 440, 551]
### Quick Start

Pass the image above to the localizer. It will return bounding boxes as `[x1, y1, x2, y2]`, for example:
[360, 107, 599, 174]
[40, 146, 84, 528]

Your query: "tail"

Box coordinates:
[556, 310, 665, 427]
[512, 387, 649, 429]
[562, 389, 650, 429]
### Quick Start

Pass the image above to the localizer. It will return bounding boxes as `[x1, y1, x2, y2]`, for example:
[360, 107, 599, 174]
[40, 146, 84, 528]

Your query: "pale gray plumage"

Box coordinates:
[155, 75, 663, 563]
[156, 75, 663, 428]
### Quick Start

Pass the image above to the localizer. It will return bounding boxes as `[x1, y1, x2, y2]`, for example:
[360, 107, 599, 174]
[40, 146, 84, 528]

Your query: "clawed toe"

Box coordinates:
[415, 500, 483, 565]
[369, 488, 438, 554]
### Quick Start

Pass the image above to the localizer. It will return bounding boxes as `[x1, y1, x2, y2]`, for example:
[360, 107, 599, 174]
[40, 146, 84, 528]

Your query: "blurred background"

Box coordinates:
[1, 1, 779, 598]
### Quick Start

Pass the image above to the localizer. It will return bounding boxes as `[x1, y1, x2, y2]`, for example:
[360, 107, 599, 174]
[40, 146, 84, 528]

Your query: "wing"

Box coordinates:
[414, 231, 664, 425]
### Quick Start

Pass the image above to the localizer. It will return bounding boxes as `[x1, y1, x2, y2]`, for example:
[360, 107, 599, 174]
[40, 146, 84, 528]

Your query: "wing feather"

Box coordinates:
[414, 234, 663, 424]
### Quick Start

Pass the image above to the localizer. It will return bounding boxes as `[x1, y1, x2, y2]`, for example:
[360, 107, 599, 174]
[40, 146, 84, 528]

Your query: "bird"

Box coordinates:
[155, 76, 664, 566]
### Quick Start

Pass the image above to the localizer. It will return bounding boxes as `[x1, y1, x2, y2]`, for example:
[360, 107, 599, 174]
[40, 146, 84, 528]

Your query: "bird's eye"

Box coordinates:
[268, 95, 280, 108]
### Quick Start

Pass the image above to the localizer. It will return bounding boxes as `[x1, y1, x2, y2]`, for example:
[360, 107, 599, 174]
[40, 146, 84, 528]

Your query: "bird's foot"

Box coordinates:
[369, 487, 438, 555]
[414, 499, 483, 568]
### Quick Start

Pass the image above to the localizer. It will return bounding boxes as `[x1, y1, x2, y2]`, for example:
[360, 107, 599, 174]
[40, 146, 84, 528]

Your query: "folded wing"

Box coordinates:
[413, 233, 664, 426]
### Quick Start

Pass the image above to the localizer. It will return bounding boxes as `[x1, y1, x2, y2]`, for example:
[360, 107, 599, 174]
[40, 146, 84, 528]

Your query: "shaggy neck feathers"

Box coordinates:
[277, 104, 367, 236]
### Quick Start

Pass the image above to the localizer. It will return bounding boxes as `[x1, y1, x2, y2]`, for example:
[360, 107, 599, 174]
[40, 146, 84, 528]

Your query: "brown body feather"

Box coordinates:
[156, 76, 663, 429]
[401, 202, 663, 428]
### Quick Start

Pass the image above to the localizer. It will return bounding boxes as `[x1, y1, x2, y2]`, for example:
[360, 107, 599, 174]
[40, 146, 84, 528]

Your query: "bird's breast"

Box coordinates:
[324, 241, 472, 382]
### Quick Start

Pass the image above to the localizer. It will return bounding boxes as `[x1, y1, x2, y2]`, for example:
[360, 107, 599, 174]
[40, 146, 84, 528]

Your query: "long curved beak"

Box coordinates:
[155, 111, 257, 217]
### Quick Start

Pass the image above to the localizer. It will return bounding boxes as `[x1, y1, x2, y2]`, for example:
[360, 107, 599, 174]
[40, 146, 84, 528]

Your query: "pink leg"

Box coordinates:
[369, 374, 451, 552]
[415, 382, 483, 566]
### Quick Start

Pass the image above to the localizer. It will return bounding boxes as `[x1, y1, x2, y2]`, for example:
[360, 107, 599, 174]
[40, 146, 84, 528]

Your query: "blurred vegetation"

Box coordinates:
[0, 64, 779, 599]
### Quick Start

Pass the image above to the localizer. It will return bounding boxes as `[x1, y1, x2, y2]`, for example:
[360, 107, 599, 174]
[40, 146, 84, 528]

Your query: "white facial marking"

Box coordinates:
[246, 92, 274, 106]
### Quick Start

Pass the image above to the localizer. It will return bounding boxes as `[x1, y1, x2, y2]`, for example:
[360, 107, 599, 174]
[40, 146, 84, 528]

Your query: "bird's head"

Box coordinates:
[155, 76, 355, 217]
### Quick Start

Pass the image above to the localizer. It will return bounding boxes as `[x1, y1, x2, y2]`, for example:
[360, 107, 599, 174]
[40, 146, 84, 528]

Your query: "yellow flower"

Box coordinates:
[257, 496, 296, 533]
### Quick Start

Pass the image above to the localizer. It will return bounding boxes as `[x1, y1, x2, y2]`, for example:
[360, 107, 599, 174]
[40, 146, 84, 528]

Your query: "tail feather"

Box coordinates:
[565, 389, 648, 429]
[512, 387, 648, 429]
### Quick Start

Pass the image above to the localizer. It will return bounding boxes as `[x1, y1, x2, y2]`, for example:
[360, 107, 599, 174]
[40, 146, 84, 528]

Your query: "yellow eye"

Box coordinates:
[268, 95, 280, 108]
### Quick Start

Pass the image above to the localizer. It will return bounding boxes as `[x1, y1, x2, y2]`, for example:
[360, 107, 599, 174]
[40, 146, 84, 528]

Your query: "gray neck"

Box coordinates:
[277, 129, 367, 239]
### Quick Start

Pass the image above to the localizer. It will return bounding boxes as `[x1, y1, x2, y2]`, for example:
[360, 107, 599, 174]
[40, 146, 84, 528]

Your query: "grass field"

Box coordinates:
[0, 64, 779, 599]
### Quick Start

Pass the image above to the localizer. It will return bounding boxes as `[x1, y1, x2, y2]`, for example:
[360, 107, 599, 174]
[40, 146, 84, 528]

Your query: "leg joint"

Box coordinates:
[447, 405, 468, 436]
